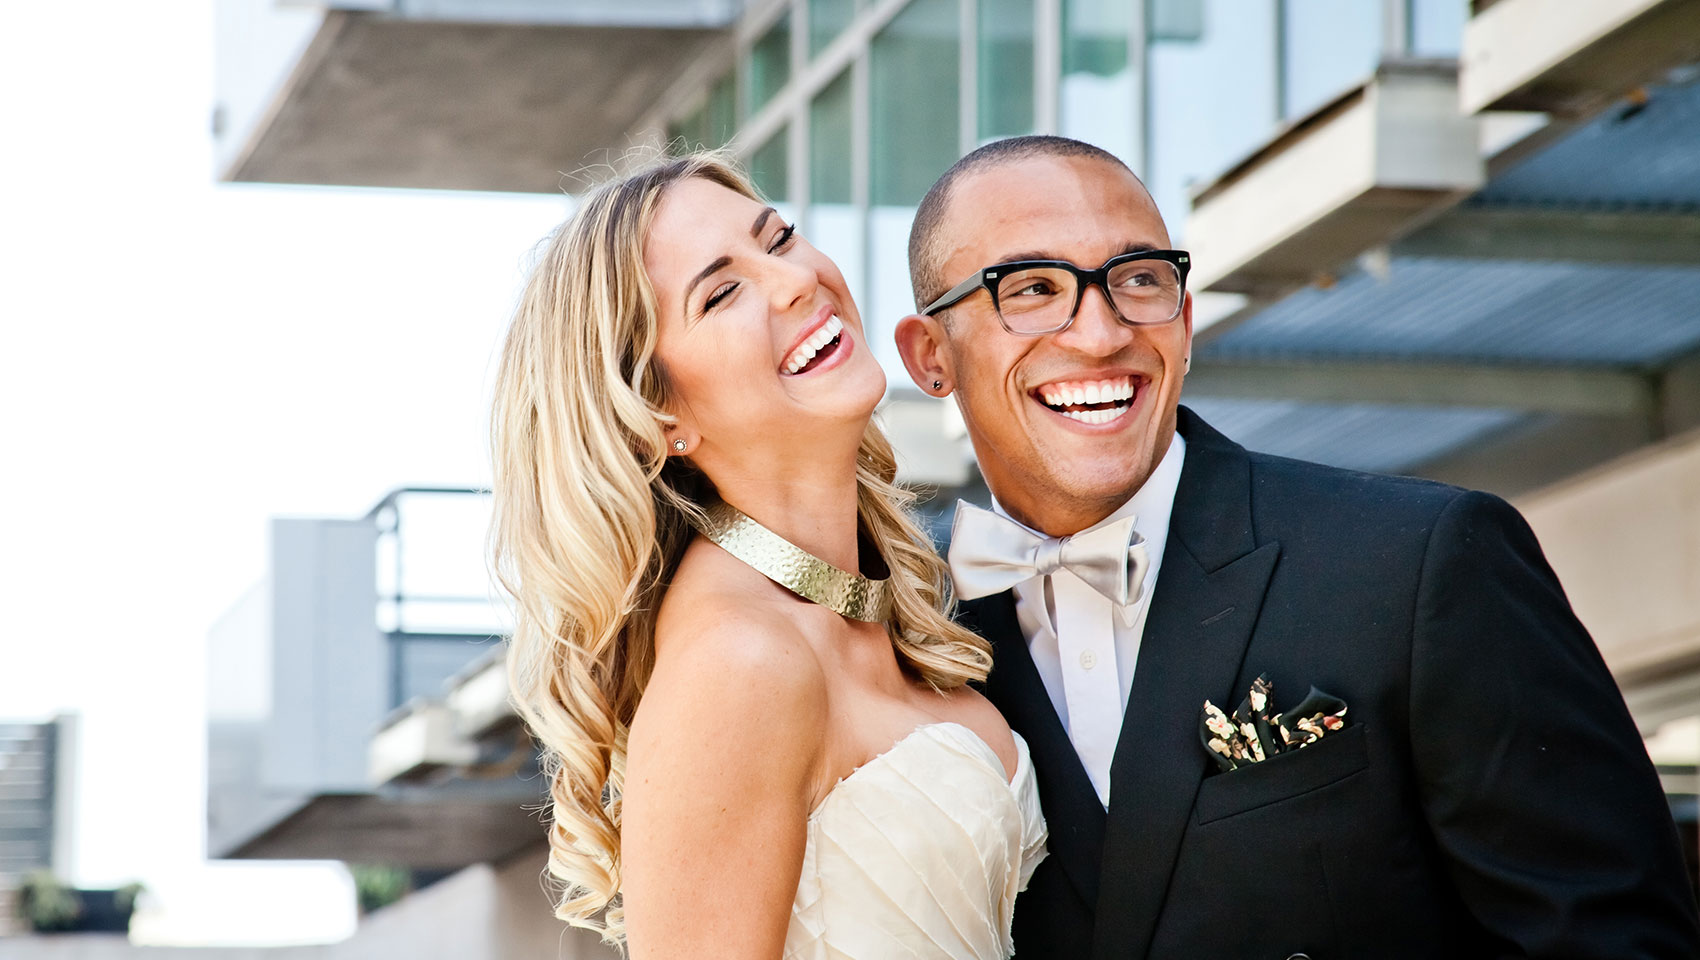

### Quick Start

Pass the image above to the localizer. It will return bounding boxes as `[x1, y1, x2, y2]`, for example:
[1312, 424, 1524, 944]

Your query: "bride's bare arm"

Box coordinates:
[621, 606, 827, 959]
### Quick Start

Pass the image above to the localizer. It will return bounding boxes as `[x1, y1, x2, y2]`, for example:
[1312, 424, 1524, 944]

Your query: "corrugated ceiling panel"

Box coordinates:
[1477, 75, 1700, 210]
[1200, 257, 1700, 366]
[1182, 400, 1524, 475]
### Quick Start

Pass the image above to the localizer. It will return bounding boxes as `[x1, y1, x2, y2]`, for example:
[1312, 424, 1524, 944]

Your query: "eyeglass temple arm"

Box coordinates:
[921, 271, 991, 316]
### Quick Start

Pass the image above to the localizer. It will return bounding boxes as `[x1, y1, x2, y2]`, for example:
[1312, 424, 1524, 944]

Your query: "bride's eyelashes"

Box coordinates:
[699, 223, 802, 314]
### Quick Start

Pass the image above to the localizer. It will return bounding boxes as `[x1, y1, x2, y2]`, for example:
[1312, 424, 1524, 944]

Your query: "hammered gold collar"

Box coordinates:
[692, 501, 894, 623]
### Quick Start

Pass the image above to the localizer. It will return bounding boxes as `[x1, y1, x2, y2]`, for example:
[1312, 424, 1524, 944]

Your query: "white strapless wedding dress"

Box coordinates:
[785, 722, 1048, 959]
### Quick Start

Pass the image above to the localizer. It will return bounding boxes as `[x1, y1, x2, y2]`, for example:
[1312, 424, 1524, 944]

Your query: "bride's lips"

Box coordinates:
[780, 304, 852, 377]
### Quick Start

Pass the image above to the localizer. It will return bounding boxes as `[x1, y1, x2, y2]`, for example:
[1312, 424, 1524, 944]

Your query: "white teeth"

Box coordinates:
[1035, 376, 1139, 420]
[1058, 405, 1129, 425]
[783, 315, 843, 374]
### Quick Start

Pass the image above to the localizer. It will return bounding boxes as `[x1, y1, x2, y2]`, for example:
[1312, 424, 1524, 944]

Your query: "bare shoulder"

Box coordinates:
[933, 683, 1020, 781]
[633, 538, 829, 785]
[621, 542, 827, 955]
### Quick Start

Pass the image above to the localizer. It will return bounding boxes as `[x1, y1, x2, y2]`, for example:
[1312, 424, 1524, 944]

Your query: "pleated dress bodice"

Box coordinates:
[785, 722, 1048, 960]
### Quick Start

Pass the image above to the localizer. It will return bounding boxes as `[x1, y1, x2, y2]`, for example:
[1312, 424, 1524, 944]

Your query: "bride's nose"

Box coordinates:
[764, 249, 818, 315]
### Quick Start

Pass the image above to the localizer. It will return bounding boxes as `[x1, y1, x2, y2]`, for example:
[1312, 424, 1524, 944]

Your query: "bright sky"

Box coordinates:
[0, 2, 569, 945]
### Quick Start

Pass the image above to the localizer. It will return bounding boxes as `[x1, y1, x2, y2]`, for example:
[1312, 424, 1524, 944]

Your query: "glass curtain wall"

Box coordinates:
[868, 0, 959, 374]
[748, 11, 794, 116]
[1279, 0, 1380, 119]
[1146, 0, 1279, 236]
[670, 72, 736, 151]
[811, 0, 860, 56]
[1061, 0, 1138, 164]
[978, 0, 1036, 143]
[750, 125, 791, 202]
[809, 69, 863, 307]
[1409, 0, 1466, 56]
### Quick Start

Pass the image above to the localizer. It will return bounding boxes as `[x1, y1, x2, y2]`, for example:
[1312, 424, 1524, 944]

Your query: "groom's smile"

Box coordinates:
[901, 152, 1193, 537]
[1031, 373, 1144, 427]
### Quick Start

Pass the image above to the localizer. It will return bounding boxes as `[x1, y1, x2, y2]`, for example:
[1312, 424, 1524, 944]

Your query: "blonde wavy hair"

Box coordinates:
[489, 151, 992, 944]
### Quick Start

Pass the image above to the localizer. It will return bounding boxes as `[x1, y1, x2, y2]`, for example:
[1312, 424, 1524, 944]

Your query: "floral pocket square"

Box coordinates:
[1200, 674, 1349, 772]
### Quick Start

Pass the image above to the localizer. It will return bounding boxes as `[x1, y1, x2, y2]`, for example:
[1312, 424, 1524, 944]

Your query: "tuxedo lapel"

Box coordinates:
[963, 592, 1107, 909]
[1091, 407, 1281, 960]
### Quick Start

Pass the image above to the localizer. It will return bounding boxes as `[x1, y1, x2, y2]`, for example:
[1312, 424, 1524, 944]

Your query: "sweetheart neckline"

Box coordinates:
[808, 721, 1030, 821]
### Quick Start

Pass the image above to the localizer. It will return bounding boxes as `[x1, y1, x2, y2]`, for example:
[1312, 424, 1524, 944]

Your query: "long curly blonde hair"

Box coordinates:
[489, 152, 992, 944]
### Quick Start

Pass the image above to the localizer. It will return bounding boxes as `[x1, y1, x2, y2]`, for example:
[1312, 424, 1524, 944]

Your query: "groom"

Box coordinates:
[894, 135, 1700, 958]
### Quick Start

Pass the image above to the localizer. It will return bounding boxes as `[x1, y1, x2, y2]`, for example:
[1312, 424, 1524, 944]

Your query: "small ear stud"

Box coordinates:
[1184, 356, 1191, 373]
[673, 439, 687, 452]
[932, 380, 943, 391]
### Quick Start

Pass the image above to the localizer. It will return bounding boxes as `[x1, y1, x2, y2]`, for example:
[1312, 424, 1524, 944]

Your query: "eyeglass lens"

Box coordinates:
[992, 259, 1183, 333]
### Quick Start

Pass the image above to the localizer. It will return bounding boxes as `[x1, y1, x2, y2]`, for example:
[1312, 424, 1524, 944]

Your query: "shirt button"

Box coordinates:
[1079, 650, 1098, 670]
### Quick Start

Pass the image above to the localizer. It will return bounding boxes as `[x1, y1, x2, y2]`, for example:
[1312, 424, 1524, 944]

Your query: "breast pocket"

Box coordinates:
[1194, 723, 1370, 825]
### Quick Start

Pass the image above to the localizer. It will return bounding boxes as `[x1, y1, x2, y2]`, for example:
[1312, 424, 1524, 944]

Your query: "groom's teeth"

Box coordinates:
[1058, 406, 1129, 425]
[1034, 375, 1138, 417]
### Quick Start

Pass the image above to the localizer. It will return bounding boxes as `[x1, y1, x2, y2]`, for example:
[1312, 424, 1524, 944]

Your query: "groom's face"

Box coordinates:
[921, 154, 1191, 536]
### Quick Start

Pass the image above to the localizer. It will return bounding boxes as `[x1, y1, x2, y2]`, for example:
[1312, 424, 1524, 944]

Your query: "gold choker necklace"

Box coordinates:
[692, 501, 894, 623]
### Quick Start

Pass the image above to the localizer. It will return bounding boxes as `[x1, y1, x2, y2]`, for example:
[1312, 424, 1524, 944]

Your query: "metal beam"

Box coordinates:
[1397, 207, 1700, 266]
[1186, 357, 1657, 416]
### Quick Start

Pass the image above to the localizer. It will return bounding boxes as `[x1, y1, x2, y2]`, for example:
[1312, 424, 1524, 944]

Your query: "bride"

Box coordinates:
[489, 152, 1046, 959]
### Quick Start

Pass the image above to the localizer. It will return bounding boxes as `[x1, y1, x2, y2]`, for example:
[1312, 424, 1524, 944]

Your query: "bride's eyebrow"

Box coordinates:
[683, 256, 732, 309]
[751, 206, 776, 237]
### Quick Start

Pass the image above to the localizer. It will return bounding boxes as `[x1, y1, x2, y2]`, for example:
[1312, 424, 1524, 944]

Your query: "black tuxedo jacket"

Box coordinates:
[963, 407, 1700, 960]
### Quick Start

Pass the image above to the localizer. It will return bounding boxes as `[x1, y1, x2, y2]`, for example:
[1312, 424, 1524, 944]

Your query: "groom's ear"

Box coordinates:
[894, 313, 953, 396]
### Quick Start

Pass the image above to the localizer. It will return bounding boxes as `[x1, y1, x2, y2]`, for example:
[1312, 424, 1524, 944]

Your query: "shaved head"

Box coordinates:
[906, 135, 1143, 314]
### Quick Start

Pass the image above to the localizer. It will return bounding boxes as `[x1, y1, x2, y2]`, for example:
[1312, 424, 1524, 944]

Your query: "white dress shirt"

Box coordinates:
[991, 432, 1186, 807]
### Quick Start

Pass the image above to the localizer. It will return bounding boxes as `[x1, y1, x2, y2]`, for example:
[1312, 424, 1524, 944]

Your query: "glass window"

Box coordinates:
[870, 0, 959, 207]
[869, 0, 960, 376]
[1149, 0, 1205, 41]
[1410, 0, 1467, 57]
[810, 0, 858, 57]
[1280, 0, 1381, 120]
[705, 72, 737, 147]
[978, 0, 1035, 141]
[748, 11, 793, 116]
[811, 69, 853, 205]
[750, 126, 790, 203]
[1147, 0, 1280, 236]
[808, 70, 863, 325]
[1061, 0, 1137, 164]
[673, 72, 738, 150]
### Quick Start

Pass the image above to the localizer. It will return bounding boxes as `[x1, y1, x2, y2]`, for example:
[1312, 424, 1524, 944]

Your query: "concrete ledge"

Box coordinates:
[369, 702, 479, 785]
[222, 12, 727, 192]
[1186, 62, 1483, 296]
[1460, 0, 1700, 115]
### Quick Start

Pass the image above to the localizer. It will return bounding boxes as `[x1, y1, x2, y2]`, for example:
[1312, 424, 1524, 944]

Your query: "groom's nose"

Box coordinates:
[1051, 283, 1133, 357]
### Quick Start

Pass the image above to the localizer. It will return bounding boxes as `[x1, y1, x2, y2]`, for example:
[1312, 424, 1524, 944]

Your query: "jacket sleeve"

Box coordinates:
[1409, 489, 1700, 958]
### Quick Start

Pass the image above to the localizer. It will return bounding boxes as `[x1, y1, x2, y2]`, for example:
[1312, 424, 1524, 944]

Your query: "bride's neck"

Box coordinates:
[704, 453, 863, 573]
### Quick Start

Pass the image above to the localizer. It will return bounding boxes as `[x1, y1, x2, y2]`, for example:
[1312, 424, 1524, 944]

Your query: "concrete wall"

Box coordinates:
[1517, 425, 1700, 685]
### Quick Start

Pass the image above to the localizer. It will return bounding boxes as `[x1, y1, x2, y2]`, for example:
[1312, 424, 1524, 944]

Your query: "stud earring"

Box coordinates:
[673, 439, 687, 452]
[1184, 355, 1191, 373]
[932, 380, 943, 391]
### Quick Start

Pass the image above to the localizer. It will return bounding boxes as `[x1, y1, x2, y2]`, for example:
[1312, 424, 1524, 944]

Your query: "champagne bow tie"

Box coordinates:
[948, 500, 1150, 607]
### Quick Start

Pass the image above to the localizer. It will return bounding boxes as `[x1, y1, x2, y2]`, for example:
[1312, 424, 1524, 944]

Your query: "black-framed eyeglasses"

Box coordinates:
[922, 249, 1191, 336]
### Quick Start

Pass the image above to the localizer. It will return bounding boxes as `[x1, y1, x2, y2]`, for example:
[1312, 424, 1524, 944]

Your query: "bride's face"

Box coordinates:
[646, 177, 885, 462]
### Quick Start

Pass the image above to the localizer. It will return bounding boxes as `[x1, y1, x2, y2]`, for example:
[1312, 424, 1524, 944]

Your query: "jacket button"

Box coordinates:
[1284, 954, 1312, 959]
